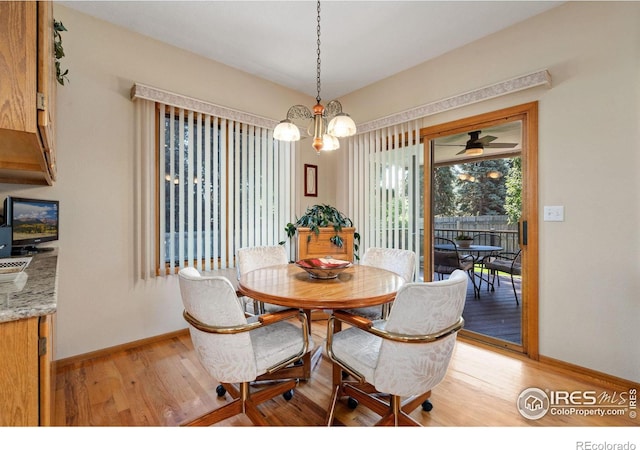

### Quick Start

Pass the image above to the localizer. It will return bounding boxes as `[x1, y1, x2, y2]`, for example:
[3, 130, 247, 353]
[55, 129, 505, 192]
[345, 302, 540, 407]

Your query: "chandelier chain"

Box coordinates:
[316, 0, 321, 103]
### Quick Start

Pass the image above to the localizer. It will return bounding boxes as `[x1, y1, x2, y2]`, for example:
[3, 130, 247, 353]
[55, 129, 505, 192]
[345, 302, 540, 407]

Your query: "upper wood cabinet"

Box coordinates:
[0, 1, 57, 185]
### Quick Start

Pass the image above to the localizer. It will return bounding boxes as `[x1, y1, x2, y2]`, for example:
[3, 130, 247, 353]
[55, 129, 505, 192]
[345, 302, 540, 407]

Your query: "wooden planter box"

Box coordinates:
[296, 227, 355, 262]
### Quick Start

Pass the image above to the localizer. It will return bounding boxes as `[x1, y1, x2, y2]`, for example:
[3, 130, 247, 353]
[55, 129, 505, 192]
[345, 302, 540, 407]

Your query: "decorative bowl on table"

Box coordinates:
[295, 258, 352, 279]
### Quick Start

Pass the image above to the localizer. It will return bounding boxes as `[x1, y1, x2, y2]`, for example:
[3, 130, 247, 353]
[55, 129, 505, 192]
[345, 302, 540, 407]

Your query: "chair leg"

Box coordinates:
[182, 378, 297, 426]
[467, 270, 480, 298]
[339, 383, 422, 426]
[375, 394, 421, 427]
[326, 384, 342, 426]
[511, 273, 519, 305]
[401, 391, 431, 414]
[482, 265, 491, 292]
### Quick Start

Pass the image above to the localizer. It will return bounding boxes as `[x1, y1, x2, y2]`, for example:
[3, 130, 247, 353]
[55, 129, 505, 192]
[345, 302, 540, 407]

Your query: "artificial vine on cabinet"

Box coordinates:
[53, 19, 69, 85]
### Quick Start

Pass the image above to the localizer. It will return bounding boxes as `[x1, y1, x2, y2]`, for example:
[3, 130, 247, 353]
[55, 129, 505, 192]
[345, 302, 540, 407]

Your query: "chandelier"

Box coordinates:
[273, 0, 357, 153]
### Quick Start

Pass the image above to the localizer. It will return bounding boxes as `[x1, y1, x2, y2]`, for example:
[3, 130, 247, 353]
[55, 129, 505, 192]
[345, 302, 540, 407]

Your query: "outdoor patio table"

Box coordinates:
[434, 243, 503, 292]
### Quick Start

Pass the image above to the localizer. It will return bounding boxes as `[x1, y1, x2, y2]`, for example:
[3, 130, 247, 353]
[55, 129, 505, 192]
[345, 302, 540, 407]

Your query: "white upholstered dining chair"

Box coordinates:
[178, 267, 311, 426]
[237, 245, 289, 314]
[325, 269, 467, 426]
[344, 247, 416, 320]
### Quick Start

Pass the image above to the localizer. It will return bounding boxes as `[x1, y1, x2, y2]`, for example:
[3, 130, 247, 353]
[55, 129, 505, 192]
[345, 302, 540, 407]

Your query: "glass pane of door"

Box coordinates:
[431, 121, 523, 346]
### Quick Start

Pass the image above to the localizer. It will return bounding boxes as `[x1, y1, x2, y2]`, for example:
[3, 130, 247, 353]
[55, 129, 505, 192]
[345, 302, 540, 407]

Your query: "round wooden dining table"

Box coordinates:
[238, 263, 406, 381]
[238, 263, 405, 310]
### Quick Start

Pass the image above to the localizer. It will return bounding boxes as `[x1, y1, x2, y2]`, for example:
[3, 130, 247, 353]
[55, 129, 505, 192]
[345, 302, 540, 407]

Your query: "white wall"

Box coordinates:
[338, 1, 640, 382]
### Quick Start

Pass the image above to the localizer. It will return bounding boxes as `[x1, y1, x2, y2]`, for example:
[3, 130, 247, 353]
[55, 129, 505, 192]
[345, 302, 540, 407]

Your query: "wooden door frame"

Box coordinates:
[420, 102, 539, 360]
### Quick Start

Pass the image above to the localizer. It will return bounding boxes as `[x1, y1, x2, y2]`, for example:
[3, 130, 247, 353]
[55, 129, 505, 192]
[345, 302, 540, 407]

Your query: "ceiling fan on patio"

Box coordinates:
[437, 130, 519, 156]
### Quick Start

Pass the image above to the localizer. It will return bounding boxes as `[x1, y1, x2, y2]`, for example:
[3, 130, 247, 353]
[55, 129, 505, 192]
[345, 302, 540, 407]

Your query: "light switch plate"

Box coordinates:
[543, 205, 564, 222]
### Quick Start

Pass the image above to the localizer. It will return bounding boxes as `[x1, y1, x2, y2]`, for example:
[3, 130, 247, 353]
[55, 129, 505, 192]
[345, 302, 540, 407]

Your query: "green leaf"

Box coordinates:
[53, 19, 69, 86]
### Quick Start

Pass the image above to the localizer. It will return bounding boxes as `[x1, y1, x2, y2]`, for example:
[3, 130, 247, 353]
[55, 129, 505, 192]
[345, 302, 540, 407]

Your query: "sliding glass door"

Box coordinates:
[421, 103, 539, 357]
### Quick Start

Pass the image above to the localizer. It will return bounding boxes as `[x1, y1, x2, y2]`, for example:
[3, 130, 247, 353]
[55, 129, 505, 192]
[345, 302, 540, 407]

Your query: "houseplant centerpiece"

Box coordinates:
[280, 204, 360, 262]
[454, 234, 473, 248]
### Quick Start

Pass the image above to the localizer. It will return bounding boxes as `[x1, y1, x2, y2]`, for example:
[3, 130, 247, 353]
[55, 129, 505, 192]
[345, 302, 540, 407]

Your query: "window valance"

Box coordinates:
[131, 83, 278, 130]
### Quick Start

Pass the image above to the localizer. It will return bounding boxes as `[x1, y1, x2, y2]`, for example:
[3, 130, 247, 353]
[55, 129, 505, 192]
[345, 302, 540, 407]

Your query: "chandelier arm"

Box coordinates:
[286, 105, 313, 121]
[324, 100, 343, 120]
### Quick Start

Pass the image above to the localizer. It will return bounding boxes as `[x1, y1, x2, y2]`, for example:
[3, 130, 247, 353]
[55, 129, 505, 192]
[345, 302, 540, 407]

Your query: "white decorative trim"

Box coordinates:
[132, 70, 550, 134]
[130, 83, 279, 129]
[357, 69, 551, 134]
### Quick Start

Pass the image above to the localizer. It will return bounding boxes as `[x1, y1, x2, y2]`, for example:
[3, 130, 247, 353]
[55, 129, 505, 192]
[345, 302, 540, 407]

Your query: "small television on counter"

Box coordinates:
[3, 196, 59, 255]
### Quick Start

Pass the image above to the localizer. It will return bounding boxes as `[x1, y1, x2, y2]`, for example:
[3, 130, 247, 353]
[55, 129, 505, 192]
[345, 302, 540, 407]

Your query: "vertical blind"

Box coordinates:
[158, 104, 295, 275]
[133, 95, 295, 279]
[344, 120, 423, 278]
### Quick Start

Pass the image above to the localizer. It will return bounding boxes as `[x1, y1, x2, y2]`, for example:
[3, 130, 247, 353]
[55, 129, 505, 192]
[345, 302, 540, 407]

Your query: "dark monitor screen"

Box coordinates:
[4, 197, 59, 251]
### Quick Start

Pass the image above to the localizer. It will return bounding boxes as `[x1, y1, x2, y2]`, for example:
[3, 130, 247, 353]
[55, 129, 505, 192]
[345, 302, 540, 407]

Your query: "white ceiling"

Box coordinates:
[60, 0, 563, 100]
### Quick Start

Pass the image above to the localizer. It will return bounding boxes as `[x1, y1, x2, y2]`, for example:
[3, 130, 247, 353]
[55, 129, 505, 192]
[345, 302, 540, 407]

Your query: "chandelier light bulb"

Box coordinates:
[327, 113, 356, 138]
[273, 119, 300, 142]
[322, 134, 340, 151]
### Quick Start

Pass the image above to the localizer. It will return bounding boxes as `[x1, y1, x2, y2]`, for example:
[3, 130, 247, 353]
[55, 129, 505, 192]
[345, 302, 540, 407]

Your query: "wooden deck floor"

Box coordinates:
[462, 272, 522, 344]
[426, 271, 522, 344]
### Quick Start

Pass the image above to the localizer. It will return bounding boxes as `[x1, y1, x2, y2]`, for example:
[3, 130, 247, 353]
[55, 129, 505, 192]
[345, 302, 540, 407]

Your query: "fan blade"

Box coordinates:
[477, 135, 497, 145]
[456, 148, 469, 155]
[485, 142, 518, 148]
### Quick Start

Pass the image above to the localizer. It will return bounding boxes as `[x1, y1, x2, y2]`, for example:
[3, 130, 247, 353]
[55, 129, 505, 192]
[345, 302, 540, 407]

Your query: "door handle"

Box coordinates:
[521, 220, 528, 246]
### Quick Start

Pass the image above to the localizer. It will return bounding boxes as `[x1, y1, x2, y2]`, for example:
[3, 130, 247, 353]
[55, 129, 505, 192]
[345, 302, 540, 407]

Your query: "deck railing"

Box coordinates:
[434, 228, 520, 254]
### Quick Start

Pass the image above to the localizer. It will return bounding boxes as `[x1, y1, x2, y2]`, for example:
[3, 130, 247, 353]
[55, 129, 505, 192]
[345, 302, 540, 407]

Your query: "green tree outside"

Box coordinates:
[505, 157, 522, 224]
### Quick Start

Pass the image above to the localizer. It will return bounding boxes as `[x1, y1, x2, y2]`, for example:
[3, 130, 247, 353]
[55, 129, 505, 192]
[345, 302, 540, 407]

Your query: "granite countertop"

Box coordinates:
[0, 249, 58, 323]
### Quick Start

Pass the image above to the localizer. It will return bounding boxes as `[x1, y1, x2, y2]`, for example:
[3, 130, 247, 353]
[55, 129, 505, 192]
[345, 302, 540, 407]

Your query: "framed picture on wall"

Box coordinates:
[304, 164, 318, 197]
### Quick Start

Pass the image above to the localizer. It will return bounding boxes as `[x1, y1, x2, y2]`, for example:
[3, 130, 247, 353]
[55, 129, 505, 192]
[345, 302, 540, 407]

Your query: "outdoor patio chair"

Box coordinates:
[483, 249, 522, 305]
[471, 232, 502, 291]
[434, 237, 479, 298]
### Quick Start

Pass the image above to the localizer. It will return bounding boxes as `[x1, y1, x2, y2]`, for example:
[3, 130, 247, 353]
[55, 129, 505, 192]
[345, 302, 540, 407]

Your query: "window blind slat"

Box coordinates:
[187, 110, 195, 268]
[168, 107, 176, 273]
[262, 128, 269, 245]
[195, 113, 203, 270]
[158, 104, 166, 276]
[219, 118, 227, 270]
[203, 114, 212, 271]
[247, 124, 254, 248]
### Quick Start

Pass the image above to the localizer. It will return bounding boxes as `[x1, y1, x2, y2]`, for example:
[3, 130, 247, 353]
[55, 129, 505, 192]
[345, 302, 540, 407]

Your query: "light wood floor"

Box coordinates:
[54, 319, 638, 427]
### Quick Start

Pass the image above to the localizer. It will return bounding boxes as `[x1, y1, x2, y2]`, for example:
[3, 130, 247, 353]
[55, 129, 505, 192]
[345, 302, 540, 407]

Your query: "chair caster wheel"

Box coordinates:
[347, 397, 358, 409]
[216, 385, 226, 397]
[283, 389, 294, 401]
[422, 400, 433, 412]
